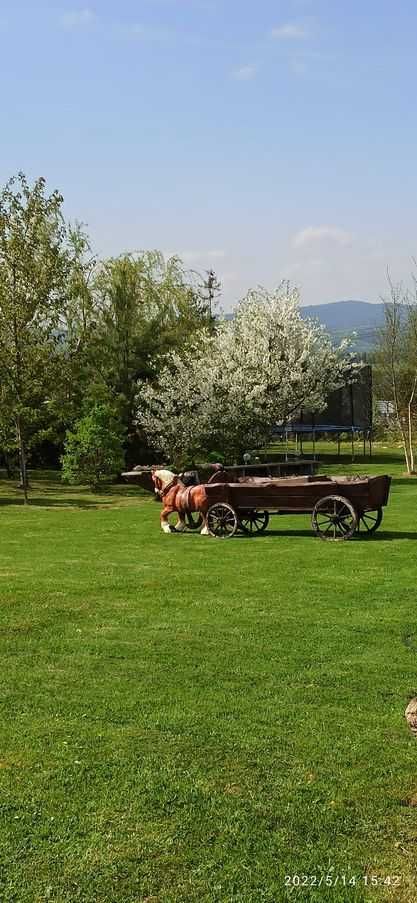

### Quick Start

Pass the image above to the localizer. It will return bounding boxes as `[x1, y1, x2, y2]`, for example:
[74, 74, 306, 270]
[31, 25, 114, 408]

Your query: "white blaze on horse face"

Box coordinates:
[154, 469, 176, 488]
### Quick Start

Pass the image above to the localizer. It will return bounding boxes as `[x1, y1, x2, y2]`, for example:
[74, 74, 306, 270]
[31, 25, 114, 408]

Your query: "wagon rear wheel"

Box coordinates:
[312, 495, 358, 541]
[357, 507, 382, 534]
[239, 510, 270, 535]
[207, 502, 238, 538]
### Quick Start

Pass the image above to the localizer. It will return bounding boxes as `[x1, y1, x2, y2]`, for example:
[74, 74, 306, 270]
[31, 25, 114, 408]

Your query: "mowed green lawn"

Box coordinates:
[1, 451, 417, 902]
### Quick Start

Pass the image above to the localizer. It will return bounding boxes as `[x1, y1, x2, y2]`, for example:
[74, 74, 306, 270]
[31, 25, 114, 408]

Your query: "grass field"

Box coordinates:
[1, 447, 417, 902]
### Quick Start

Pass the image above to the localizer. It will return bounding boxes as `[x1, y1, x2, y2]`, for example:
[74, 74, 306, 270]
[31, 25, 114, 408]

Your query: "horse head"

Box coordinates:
[151, 468, 178, 497]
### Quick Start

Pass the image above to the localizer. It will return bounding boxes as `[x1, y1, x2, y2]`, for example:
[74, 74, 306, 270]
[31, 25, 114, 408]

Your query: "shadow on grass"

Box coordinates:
[236, 528, 417, 541]
[0, 497, 102, 509]
[363, 530, 417, 541]
[0, 484, 148, 508]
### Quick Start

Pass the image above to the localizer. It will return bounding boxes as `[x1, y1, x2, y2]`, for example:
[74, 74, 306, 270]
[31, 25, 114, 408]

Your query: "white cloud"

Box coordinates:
[61, 8, 95, 28]
[232, 64, 258, 81]
[271, 22, 308, 39]
[293, 226, 353, 248]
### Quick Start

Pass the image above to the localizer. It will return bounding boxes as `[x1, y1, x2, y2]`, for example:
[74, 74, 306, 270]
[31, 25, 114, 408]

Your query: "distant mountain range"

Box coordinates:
[223, 299, 385, 351]
[300, 300, 384, 351]
[300, 300, 384, 331]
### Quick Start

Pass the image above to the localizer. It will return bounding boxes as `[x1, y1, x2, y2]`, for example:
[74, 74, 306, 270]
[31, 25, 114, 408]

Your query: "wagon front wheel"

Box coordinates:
[357, 507, 382, 534]
[312, 495, 358, 541]
[207, 502, 238, 538]
[239, 510, 270, 535]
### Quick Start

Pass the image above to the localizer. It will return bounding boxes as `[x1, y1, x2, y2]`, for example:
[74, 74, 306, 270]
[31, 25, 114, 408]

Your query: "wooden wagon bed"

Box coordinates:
[205, 474, 390, 513]
[203, 473, 391, 540]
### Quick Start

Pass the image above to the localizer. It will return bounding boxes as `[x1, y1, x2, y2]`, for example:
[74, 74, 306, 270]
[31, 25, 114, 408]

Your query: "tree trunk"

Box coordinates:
[408, 405, 415, 474]
[16, 415, 29, 503]
[408, 373, 417, 474]
[401, 423, 411, 474]
[391, 364, 411, 472]
[385, 288, 411, 472]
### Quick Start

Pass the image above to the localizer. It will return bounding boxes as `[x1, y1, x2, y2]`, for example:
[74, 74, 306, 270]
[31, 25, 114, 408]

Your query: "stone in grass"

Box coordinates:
[405, 697, 417, 738]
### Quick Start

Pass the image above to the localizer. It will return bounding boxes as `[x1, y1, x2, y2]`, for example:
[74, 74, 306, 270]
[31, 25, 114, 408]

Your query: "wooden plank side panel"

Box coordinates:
[205, 475, 392, 513]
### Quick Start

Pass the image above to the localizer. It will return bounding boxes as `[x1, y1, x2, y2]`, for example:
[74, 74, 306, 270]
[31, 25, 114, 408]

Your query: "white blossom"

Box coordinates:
[136, 282, 359, 464]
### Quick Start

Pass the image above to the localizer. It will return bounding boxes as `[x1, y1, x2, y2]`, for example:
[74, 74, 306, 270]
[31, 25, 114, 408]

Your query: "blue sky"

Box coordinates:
[1, 0, 417, 309]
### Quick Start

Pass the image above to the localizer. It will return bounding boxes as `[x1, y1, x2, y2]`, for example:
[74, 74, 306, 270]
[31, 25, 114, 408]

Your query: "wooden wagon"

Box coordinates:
[203, 473, 391, 540]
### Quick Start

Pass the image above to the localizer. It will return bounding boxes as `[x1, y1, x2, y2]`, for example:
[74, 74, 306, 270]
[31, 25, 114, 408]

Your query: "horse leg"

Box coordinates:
[189, 491, 210, 535]
[161, 507, 175, 533]
[199, 504, 210, 535]
[175, 513, 186, 532]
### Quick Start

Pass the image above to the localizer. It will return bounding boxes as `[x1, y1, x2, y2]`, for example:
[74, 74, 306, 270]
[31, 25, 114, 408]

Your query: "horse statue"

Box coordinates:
[151, 468, 210, 534]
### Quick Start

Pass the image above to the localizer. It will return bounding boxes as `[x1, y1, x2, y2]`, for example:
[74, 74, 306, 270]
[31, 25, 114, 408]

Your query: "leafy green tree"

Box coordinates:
[61, 404, 125, 488]
[0, 173, 218, 485]
[0, 173, 73, 500]
[93, 251, 210, 458]
[47, 224, 101, 441]
[374, 274, 417, 472]
[36, 246, 210, 471]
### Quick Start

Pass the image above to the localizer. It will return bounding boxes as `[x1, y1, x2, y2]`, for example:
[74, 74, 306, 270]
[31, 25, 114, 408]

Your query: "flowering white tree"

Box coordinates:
[137, 283, 359, 464]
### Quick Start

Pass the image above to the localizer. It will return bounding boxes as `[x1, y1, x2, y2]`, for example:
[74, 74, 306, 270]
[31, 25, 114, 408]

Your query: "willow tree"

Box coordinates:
[0, 173, 72, 500]
[94, 251, 210, 452]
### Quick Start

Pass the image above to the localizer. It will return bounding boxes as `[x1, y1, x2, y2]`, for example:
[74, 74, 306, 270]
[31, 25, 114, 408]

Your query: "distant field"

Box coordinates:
[1, 450, 417, 901]
[267, 440, 407, 477]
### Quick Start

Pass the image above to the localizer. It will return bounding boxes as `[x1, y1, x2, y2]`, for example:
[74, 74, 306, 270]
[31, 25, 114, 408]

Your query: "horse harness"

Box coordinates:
[159, 476, 179, 498]
[159, 478, 195, 515]
[176, 485, 194, 515]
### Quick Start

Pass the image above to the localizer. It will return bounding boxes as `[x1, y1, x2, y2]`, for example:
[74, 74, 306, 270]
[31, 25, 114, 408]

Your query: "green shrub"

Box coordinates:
[61, 404, 125, 488]
[206, 450, 225, 464]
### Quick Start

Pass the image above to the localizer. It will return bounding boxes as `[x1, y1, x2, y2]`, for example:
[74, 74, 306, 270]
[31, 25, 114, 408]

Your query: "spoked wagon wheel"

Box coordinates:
[357, 508, 382, 535]
[207, 503, 238, 538]
[312, 495, 358, 542]
[239, 510, 270, 535]
[185, 512, 204, 531]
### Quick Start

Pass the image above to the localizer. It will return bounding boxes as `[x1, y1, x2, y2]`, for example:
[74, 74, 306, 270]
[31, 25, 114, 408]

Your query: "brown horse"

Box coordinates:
[151, 468, 210, 534]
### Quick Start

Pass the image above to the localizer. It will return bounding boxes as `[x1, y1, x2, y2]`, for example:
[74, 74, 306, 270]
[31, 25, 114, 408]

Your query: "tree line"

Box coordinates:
[0, 172, 364, 496]
[0, 173, 217, 497]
